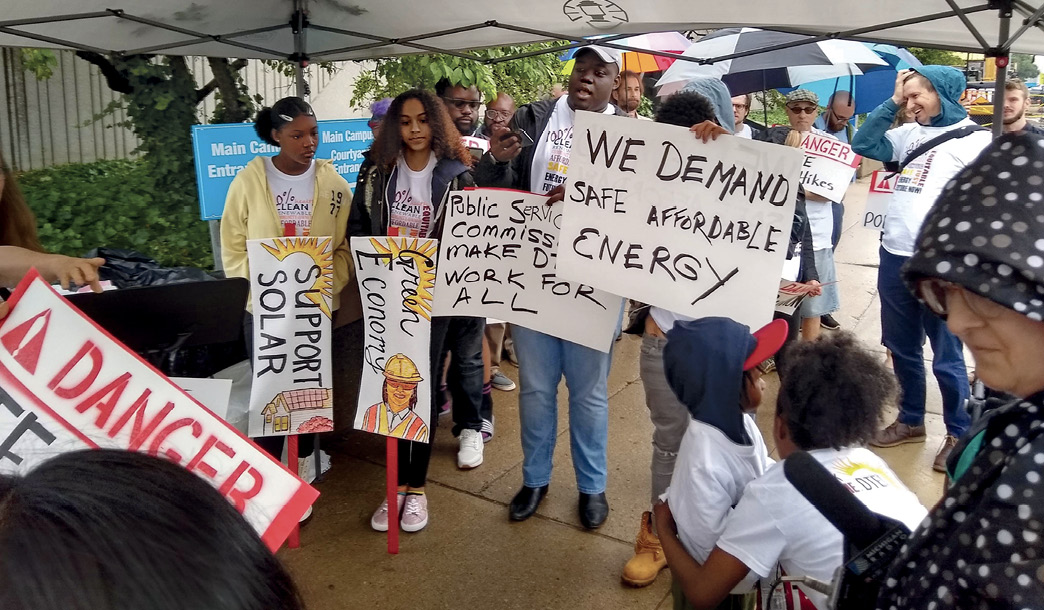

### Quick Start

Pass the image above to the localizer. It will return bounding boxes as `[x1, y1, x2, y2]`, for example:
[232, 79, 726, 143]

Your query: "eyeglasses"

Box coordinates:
[916, 278, 1008, 319]
[732, 104, 749, 111]
[787, 105, 817, 115]
[442, 97, 481, 111]
[828, 108, 854, 122]
[484, 109, 513, 121]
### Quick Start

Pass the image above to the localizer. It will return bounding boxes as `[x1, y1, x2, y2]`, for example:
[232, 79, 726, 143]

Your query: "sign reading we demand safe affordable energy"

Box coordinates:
[192, 119, 372, 221]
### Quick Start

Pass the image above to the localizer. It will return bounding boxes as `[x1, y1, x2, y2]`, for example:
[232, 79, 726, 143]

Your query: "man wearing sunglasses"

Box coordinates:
[436, 79, 483, 136]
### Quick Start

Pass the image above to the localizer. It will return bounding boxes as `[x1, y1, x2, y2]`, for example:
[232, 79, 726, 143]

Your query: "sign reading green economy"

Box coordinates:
[192, 119, 373, 221]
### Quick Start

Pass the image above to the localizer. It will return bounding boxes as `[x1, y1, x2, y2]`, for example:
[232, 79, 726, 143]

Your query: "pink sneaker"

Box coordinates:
[370, 494, 405, 532]
[401, 494, 429, 532]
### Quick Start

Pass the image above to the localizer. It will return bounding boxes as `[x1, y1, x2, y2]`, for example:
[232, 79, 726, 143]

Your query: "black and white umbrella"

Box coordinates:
[656, 28, 889, 97]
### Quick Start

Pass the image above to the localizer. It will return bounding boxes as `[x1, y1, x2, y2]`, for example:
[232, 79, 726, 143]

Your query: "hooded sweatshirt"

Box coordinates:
[851, 65, 992, 256]
[661, 317, 773, 570]
[680, 78, 736, 134]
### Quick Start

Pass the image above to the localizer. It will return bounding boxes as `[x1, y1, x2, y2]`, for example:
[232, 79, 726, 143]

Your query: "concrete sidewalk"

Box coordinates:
[280, 178, 950, 609]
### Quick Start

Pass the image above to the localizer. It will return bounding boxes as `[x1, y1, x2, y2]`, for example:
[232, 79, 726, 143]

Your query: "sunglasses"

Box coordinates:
[442, 97, 481, 111]
[484, 109, 513, 121]
[917, 278, 1008, 319]
[787, 105, 817, 115]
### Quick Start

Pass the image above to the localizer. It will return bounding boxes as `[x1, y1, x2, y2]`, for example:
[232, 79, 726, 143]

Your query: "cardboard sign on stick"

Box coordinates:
[862, 170, 896, 231]
[352, 237, 436, 443]
[433, 188, 623, 353]
[247, 237, 335, 438]
[0, 272, 317, 551]
[557, 113, 801, 330]
[798, 132, 861, 200]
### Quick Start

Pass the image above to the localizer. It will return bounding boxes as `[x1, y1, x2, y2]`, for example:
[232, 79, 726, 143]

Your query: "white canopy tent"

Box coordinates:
[2, 0, 1043, 128]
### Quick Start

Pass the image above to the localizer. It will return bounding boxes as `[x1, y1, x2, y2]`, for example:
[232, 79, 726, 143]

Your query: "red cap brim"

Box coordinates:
[743, 318, 789, 371]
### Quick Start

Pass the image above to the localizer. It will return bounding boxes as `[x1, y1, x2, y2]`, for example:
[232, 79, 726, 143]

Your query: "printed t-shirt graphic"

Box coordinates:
[390, 153, 436, 238]
[530, 95, 617, 195]
[264, 158, 316, 237]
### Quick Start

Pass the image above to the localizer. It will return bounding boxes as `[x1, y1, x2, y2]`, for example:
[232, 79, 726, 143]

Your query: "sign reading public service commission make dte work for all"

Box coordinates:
[192, 119, 372, 221]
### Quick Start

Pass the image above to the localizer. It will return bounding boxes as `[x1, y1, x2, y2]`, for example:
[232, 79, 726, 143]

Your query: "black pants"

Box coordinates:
[243, 312, 315, 460]
[396, 316, 450, 488]
[445, 316, 486, 436]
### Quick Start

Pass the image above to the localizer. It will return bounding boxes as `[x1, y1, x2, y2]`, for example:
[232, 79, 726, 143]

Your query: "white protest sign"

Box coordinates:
[799, 132, 861, 200]
[862, 170, 895, 232]
[0, 272, 317, 551]
[352, 237, 436, 443]
[247, 237, 335, 438]
[556, 113, 801, 331]
[433, 189, 623, 353]
[775, 280, 819, 316]
[172, 377, 233, 422]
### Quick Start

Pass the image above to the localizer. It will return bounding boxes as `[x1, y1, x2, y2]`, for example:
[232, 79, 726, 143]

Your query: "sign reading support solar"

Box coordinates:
[192, 119, 373, 221]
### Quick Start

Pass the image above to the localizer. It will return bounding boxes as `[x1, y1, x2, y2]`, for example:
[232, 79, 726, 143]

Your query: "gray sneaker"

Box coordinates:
[491, 370, 516, 391]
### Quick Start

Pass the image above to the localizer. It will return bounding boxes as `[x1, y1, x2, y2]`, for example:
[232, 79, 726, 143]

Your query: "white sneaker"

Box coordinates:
[400, 494, 429, 532]
[299, 505, 313, 523]
[297, 450, 332, 483]
[457, 428, 484, 469]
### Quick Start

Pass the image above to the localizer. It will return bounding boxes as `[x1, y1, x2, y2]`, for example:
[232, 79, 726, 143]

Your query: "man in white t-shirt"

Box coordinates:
[731, 94, 755, 139]
[474, 45, 626, 530]
[852, 67, 991, 472]
[654, 333, 927, 610]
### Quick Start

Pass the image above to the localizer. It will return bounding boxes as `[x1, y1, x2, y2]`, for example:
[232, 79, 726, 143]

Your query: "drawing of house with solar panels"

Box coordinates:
[261, 388, 334, 435]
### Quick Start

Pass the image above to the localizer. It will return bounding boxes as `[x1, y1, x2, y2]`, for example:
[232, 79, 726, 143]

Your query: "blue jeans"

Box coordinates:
[878, 247, 970, 437]
[512, 325, 617, 494]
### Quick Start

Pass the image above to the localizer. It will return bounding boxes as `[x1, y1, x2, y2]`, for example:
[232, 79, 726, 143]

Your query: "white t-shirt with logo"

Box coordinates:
[800, 127, 837, 251]
[264, 157, 316, 237]
[390, 153, 436, 238]
[666, 414, 772, 593]
[882, 118, 991, 256]
[715, 447, 928, 610]
[529, 95, 616, 195]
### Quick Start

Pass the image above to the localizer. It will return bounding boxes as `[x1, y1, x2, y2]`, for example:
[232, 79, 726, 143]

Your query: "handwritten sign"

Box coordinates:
[0, 272, 316, 551]
[799, 132, 861, 200]
[555, 113, 801, 331]
[247, 237, 335, 438]
[433, 189, 623, 353]
[352, 237, 437, 443]
[862, 170, 895, 232]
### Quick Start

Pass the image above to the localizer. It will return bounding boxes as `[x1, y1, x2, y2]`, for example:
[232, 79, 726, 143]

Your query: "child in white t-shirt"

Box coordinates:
[655, 332, 927, 610]
[659, 316, 789, 609]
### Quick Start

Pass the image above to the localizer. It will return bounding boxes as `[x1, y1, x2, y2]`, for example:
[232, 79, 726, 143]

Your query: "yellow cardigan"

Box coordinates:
[220, 157, 353, 311]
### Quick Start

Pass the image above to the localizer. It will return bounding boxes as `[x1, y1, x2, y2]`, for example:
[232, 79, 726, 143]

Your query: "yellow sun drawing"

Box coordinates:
[262, 237, 335, 319]
[833, 459, 899, 488]
[369, 237, 437, 321]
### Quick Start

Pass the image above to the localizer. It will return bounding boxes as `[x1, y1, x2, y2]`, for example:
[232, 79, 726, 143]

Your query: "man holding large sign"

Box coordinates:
[557, 112, 802, 330]
[474, 45, 627, 529]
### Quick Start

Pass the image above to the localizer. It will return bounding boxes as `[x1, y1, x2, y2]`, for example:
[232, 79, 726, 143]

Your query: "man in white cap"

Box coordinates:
[474, 45, 626, 530]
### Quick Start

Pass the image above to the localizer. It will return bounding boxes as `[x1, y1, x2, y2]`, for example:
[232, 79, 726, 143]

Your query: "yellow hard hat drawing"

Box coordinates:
[383, 353, 423, 383]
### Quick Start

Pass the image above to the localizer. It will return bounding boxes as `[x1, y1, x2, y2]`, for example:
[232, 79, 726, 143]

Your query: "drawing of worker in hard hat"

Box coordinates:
[360, 353, 428, 442]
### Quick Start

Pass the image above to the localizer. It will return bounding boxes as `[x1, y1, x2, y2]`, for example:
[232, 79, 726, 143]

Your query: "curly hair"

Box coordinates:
[369, 89, 472, 169]
[655, 91, 717, 128]
[776, 332, 896, 451]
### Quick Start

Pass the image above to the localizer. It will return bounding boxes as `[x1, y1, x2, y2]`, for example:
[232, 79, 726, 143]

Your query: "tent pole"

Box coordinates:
[992, 4, 1013, 138]
[293, 0, 309, 99]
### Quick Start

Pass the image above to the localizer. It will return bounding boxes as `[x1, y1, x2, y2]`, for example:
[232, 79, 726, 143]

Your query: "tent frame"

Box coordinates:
[0, 0, 1041, 133]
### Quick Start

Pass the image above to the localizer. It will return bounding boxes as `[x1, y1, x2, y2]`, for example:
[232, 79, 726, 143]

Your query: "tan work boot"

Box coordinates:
[870, 419, 927, 448]
[621, 511, 667, 587]
[933, 435, 959, 473]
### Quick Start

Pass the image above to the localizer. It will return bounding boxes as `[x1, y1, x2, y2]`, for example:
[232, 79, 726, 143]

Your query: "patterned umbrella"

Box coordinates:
[560, 31, 691, 75]
[655, 27, 888, 97]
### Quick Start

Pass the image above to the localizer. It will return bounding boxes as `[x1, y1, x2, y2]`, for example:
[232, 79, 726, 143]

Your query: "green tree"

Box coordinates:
[908, 47, 964, 67]
[351, 42, 564, 106]
[1012, 53, 1040, 80]
[19, 49, 58, 79]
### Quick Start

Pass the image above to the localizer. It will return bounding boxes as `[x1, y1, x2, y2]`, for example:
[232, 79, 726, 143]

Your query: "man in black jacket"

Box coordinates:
[474, 45, 627, 530]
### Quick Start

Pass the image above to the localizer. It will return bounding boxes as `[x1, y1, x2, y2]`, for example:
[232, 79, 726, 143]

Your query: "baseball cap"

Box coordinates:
[743, 318, 789, 370]
[785, 89, 819, 106]
[575, 45, 622, 69]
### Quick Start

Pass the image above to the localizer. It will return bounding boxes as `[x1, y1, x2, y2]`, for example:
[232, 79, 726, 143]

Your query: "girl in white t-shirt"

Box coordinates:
[655, 332, 927, 610]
